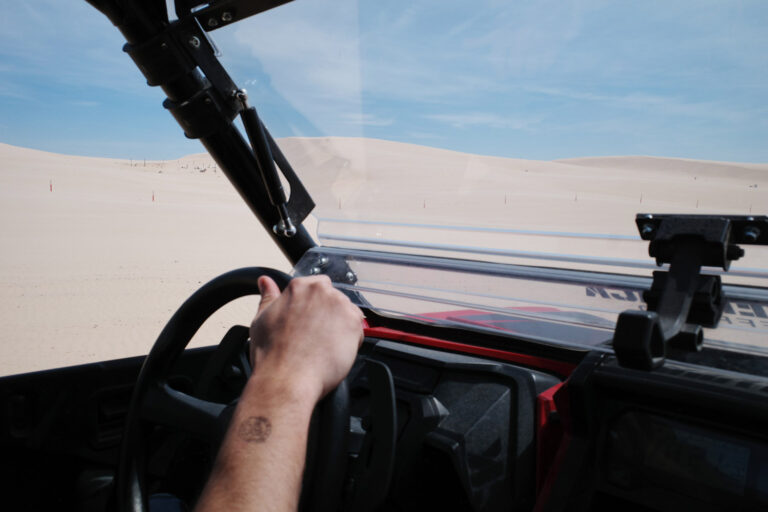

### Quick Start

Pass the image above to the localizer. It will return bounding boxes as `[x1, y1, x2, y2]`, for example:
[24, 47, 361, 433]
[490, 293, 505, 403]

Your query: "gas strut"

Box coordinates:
[236, 90, 296, 238]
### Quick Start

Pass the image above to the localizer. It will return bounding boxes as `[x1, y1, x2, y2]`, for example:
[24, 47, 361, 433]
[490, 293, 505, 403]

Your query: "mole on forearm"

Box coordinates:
[238, 416, 272, 443]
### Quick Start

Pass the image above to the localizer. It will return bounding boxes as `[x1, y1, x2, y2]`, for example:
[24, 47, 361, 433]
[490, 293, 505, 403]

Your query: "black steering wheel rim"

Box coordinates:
[116, 267, 349, 512]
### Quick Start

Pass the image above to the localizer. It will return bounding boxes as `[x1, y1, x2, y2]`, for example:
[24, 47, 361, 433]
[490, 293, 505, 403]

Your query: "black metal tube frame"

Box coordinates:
[85, 0, 315, 265]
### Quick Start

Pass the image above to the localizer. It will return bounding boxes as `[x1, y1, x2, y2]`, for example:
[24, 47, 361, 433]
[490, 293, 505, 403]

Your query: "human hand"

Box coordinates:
[249, 275, 364, 403]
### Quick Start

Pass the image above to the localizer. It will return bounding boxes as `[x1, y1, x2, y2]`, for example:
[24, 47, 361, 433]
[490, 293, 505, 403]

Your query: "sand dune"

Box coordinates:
[279, 138, 766, 230]
[279, 137, 767, 272]
[0, 142, 289, 375]
[559, 155, 768, 175]
[0, 139, 765, 374]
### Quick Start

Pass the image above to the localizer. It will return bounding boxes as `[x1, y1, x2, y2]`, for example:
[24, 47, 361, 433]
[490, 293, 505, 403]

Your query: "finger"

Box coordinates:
[303, 274, 332, 285]
[257, 275, 282, 314]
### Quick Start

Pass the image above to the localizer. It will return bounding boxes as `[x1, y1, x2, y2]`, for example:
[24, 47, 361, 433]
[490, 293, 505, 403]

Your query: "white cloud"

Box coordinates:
[222, 0, 512, 112]
[70, 100, 100, 107]
[526, 86, 758, 124]
[425, 113, 533, 130]
[0, 80, 35, 101]
[0, 0, 152, 96]
[407, 131, 442, 140]
[226, 0, 362, 134]
[340, 112, 394, 127]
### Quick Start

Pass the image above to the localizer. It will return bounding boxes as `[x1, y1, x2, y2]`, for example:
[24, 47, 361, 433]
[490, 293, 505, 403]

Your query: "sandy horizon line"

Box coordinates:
[3, 138, 767, 167]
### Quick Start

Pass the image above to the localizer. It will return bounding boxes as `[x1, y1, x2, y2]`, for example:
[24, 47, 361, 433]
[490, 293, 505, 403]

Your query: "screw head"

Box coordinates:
[207, 17, 218, 27]
[310, 267, 321, 275]
[221, 11, 233, 22]
[743, 226, 760, 243]
[272, 220, 297, 238]
[188, 36, 201, 48]
[641, 223, 655, 237]
[345, 271, 356, 283]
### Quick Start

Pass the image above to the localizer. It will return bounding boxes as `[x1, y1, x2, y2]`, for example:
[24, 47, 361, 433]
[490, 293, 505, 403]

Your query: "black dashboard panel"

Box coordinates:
[600, 410, 768, 510]
[6, 330, 768, 512]
[541, 353, 768, 512]
[355, 338, 560, 511]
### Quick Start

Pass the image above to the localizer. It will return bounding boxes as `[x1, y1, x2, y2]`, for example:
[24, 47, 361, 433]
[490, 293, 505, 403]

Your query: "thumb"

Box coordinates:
[257, 275, 282, 314]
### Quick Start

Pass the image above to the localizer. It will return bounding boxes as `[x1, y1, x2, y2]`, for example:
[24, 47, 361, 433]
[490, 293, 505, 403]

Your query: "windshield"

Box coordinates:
[1, 0, 767, 374]
[226, 0, 767, 279]
[237, 0, 768, 357]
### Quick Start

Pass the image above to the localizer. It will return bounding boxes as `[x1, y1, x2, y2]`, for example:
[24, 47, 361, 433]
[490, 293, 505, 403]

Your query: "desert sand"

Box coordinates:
[1, 138, 766, 375]
[0, 142, 289, 376]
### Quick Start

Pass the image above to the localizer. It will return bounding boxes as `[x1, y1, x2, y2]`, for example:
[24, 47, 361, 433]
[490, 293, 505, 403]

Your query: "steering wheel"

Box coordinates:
[116, 267, 350, 512]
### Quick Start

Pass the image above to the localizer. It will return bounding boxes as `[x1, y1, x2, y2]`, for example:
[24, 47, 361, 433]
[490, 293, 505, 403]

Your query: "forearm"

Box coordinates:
[194, 372, 318, 512]
[194, 275, 362, 510]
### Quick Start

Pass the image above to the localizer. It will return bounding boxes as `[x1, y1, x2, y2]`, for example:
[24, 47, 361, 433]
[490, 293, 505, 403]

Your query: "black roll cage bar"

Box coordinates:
[85, 0, 314, 265]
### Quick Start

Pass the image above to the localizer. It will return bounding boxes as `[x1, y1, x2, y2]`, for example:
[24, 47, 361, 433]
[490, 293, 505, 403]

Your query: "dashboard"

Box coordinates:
[332, 334, 768, 511]
[602, 410, 768, 508]
[2, 322, 768, 511]
[344, 338, 559, 511]
[543, 353, 768, 512]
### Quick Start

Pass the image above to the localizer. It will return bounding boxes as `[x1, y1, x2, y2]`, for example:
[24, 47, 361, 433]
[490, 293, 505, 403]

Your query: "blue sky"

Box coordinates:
[1, 0, 767, 162]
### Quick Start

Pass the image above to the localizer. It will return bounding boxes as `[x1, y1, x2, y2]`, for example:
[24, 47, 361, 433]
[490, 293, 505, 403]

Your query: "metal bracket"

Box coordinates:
[613, 214, 768, 370]
[109, 0, 315, 257]
[176, 0, 293, 31]
[296, 251, 358, 286]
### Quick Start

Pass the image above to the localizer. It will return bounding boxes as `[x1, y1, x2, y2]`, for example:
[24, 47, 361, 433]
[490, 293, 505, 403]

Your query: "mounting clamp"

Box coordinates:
[613, 214, 767, 370]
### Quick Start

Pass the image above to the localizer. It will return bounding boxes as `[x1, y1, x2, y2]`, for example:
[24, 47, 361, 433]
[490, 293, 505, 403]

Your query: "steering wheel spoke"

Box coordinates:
[142, 383, 227, 440]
